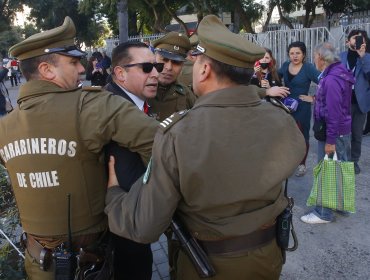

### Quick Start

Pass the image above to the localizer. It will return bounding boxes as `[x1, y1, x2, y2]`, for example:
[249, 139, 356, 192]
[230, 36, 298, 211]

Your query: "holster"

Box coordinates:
[22, 233, 53, 271]
[74, 232, 114, 280]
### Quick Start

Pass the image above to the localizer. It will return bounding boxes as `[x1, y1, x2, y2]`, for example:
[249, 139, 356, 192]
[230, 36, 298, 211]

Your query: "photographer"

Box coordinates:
[339, 29, 370, 174]
[251, 48, 282, 88]
[86, 52, 108, 86]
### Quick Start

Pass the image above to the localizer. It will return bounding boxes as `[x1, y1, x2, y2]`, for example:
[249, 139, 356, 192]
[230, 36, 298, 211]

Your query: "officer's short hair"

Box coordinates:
[19, 54, 58, 81]
[199, 55, 253, 85]
[111, 41, 150, 70]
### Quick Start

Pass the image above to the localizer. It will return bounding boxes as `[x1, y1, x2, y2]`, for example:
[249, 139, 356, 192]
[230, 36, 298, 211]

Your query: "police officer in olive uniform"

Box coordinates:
[178, 33, 199, 89]
[105, 15, 306, 280]
[0, 17, 157, 280]
[149, 31, 197, 121]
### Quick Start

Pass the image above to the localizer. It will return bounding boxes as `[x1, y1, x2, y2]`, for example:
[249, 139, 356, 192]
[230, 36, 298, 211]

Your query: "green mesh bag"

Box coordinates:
[307, 154, 356, 213]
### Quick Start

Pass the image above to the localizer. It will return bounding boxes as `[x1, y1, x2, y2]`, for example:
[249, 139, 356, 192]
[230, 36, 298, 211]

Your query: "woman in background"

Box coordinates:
[301, 42, 354, 224]
[251, 48, 282, 88]
[86, 52, 108, 86]
[279, 41, 320, 177]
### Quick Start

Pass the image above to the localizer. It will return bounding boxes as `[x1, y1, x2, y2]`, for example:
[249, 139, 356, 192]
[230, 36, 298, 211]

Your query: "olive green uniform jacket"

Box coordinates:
[148, 81, 196, 121]
[106, 85, 305, 278]
[0, 80, 158, 237]
[105, 85, 305, 242]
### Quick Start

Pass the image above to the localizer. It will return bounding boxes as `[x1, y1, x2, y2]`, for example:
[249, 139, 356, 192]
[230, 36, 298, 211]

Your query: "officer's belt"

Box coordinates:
[25, 232, 102, 266]
[198, 225, 276, 256]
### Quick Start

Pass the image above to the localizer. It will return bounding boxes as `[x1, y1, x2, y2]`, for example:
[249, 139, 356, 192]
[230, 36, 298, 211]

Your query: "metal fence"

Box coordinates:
[105, 33, 164, 57]
[103, 23, 370, 67]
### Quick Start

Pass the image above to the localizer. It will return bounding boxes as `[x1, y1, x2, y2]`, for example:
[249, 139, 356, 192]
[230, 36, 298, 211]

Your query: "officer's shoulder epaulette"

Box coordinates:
[159, 110, 188, 132]
[81, 86, 103, 92]
[174, 83, 186, 95]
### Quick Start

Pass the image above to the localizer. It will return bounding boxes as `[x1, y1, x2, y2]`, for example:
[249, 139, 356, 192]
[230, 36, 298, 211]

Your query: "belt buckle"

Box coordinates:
[39, 247, 52, 271]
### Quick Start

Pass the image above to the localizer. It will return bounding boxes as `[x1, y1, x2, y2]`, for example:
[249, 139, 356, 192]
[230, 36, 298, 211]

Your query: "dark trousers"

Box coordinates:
[9, 73, 18, 86]
[364, 112, 370, 133]
[112, 233, 153, 280]
[351, 103, 366, 163]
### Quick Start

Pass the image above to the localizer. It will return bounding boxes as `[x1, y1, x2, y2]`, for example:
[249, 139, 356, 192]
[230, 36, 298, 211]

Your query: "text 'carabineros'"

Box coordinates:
[0, 138, 77, 163]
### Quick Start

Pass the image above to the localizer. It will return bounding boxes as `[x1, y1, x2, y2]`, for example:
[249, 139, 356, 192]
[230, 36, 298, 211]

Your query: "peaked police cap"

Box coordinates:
[9, 16, 86, 61]
[196, 15, 265, 68]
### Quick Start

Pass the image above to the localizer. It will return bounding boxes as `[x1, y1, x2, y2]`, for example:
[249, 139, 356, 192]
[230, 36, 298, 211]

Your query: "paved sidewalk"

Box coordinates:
[4, 79, 370, 279]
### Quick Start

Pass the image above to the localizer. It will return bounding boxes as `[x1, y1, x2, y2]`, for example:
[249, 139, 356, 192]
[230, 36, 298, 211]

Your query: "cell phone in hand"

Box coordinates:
[355, 35, 363, 50]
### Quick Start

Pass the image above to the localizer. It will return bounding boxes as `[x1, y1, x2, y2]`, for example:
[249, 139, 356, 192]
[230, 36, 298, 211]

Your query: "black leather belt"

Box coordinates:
[25, 232, 103, 271]
[198, 226, 276, 256]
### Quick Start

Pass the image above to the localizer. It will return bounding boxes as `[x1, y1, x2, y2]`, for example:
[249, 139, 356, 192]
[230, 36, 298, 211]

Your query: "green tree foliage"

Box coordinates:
[21, 0, 109, 47]
[0, 0, 28, 33]
[0, 27, 22, 58]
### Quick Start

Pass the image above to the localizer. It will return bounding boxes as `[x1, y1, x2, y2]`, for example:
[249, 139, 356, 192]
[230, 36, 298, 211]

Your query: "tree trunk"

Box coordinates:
[234, 0, 255, 33]
[303, 0, 315, 28]
[144, 0, 166, 33]
[128, 10, 138, 36]
[117, 0, 128, 43]
[163, 0, 189, 35]
[277, 4, 294, 29]
[262, 2, 276, 32]
[233, 7, 241, 33]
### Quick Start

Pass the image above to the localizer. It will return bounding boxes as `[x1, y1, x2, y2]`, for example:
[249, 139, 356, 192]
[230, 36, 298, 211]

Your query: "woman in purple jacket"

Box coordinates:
[301, 42, 355, 224]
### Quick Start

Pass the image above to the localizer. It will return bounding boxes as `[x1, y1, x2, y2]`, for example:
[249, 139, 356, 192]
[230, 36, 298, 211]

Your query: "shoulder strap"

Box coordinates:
[159, 110, 188, 133]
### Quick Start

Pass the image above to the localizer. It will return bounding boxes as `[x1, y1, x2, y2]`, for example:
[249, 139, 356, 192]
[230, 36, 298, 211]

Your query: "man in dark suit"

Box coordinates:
[104, 41, 163, 279]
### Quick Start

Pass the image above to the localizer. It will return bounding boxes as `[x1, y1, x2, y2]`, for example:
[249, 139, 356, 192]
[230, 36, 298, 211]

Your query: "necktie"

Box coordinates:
[143, 101, 149, 115]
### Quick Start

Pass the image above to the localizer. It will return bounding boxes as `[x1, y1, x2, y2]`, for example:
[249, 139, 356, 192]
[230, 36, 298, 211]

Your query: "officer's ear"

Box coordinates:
[197, 58, 211, 83]
[114, 66, 126, 82]
[38, 61, 56, 80]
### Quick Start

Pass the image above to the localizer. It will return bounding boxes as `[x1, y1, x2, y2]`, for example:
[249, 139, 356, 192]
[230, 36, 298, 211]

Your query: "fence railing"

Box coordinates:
[102, 22, 370, 68]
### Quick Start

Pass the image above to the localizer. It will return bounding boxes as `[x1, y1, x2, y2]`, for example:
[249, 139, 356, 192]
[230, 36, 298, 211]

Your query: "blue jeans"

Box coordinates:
[314, 134, 351, 221]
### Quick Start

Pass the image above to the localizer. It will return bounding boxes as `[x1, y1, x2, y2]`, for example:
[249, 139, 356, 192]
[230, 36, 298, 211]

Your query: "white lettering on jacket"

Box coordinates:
[29, 171, 59, 188]
[16, 171, 60, 188]
[0, 138, 77, 163]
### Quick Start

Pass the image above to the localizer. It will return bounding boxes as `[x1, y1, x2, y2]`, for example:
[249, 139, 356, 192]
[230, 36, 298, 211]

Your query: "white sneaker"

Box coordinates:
[300, 212, 331, 224]
[295, 164, 306, 177]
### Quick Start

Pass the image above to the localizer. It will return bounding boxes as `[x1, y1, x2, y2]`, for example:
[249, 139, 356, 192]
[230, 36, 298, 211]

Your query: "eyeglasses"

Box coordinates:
[160, 57, 184, 65]
[123, 62, 164, 73]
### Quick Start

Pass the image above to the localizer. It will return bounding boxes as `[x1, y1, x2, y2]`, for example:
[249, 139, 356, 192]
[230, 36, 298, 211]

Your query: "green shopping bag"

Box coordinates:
[306, 153, 356, 213]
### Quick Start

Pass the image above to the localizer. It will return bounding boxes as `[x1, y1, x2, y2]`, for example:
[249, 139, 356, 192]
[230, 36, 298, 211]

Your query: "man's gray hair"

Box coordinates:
[314, 42, 340, 65]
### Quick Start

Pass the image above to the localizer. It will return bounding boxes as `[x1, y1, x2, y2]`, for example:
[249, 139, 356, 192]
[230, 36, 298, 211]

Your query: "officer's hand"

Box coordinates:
[107, 156, 119, 188]
[266, 86, 290, 98]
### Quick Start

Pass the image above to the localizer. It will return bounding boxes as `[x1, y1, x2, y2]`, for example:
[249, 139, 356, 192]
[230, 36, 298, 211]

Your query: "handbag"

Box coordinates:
[312, 119, 326, 141]
[268, 97, 298, 113]
[306, 153, 356, 213]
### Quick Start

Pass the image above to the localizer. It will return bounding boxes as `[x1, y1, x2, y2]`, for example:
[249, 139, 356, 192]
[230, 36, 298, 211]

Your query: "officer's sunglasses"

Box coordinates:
[123, 62, 164, 73]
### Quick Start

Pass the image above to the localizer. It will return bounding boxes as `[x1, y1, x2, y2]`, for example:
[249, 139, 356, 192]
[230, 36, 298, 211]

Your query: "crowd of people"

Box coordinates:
[0, 13, 370, 280]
